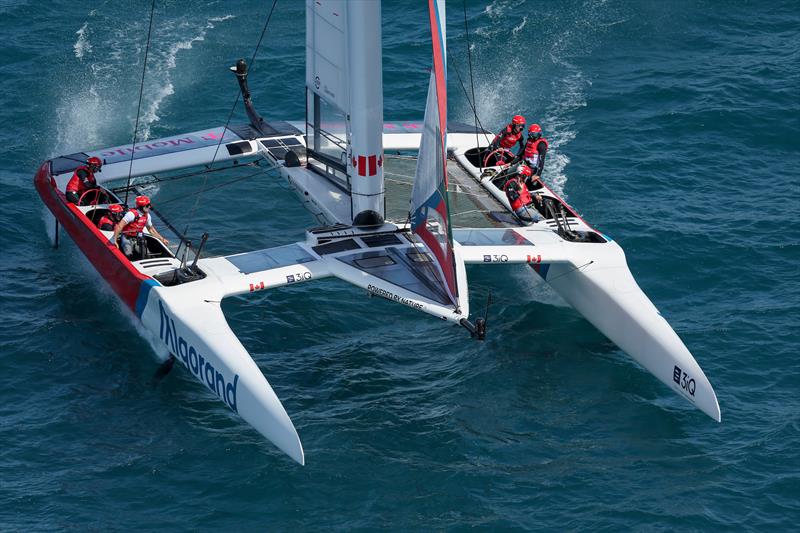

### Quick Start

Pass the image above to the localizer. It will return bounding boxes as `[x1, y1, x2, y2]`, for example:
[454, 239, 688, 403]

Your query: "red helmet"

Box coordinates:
[135, 195, 151, 208]
[87, 156, 102, 169]
[109, 204, 124, 214]
[519, 165, 532, 177]
[528, 124, 542, 134]
[512, 115, 526, 125]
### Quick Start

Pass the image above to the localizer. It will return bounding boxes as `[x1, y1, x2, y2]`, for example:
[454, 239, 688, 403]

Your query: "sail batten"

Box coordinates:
[409, 0, 458, 306]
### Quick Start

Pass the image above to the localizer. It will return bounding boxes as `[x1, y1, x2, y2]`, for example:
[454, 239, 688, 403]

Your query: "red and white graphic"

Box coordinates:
[249, 281, 265, 292]
[352, 154, 384, 176]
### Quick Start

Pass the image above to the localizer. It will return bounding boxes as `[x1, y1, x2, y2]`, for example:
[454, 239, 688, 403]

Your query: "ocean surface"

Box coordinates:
[1, 0, 799, 530]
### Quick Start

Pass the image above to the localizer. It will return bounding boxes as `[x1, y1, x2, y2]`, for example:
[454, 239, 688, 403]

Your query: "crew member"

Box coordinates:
[488, 115, 526, 158]
[503, 165, 540, 224]
[97, 204, 125, 231]
[521, 124, 549, 178]
[112, 195, 169, 259]
[66, 156, 102, 204]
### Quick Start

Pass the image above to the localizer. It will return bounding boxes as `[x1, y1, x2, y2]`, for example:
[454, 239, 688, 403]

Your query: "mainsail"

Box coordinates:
[409, 0, 459, 305]
[305, 0, 385, 224]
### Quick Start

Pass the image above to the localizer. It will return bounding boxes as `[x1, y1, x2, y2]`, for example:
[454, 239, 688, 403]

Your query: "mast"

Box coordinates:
[305, 0, 385, 226]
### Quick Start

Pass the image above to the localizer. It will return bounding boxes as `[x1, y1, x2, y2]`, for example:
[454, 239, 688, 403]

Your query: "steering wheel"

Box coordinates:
[483, 148, 515, 168]
[78, 188, 102, 206]
[78, 187, 113, 206]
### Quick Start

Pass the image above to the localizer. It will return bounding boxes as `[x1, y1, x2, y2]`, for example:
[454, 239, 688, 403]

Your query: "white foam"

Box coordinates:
[54, 85, 112, 155]
[55, 13, 236, 151]
[137, 14, 234, 140]
[512, 16, 527, 36]
[74, 22, 91, 60]
[484, 0, 526, 18]
[138, 82, 175, 141]
[208, 15, 235, 24]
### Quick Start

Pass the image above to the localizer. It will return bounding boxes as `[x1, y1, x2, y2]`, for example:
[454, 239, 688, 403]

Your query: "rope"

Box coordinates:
[123, 0, 157, 206]
[184, 0, 279, 236]
[538, 260, 594, 283]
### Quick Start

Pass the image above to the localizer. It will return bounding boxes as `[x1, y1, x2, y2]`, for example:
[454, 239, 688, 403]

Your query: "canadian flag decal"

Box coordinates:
[354, 154, 383, 177]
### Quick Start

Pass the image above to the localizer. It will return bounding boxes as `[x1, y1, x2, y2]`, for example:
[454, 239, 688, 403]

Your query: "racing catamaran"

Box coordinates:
[34, 0, 719, 465]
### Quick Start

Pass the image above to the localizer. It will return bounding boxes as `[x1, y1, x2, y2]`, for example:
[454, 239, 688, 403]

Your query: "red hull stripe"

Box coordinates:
[34, 162, 154, 314]
[358, 155, 366, 176]
[368, 155, 376, 176]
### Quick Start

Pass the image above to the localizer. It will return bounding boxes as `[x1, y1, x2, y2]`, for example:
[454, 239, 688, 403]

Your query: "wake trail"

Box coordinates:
[454, 0, 617, 199]
[54, 11, 236, 156]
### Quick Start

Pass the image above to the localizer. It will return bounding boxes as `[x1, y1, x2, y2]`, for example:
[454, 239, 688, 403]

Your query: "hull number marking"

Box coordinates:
[673, 365, 696, 396]
[287, 272, 313, 284]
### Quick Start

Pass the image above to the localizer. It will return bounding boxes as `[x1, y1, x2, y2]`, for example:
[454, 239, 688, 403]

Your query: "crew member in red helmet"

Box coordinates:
[66, 156, 102, 204]
[521, 124, 549, 178]
[112, 195, 169, 258]
[488, 115, 526, 156]
[504, 165, 542, 224]
[97, 203, 125, 231]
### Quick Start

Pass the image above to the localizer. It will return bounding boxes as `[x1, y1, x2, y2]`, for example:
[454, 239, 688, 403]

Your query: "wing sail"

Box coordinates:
[409, 0, 459, 305]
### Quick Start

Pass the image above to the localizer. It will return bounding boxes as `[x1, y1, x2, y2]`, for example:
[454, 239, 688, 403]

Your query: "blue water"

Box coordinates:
[2, 0, 799, 529]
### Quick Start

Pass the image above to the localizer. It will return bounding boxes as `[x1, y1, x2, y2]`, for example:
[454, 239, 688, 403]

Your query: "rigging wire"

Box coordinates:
[450, 61, 489, 138]
[111, 160, 263, 192]
[462, 0, 482, 170]
[155, 168, 266, 208]
[384, 174, 494, 201]
[183, 0, 279, 236]
[123, 0, 157, 206]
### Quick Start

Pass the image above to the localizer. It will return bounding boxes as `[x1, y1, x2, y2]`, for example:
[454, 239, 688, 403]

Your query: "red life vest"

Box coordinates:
[122, 209, 149, 236]
[524, 137, 549, 158]
[496, 125, 523, 149]
[503, 177, 532, 211]
[97, 215, 115, 231]
[66, 166, 96, 194]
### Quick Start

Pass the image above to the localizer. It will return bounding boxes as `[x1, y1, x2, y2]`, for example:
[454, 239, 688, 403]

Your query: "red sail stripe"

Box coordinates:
[428, 0, 447, 182]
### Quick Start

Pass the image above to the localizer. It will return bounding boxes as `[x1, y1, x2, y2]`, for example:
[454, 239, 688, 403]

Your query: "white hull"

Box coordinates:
[274, 129, 720, 422]
[36, 0, 718, 465]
